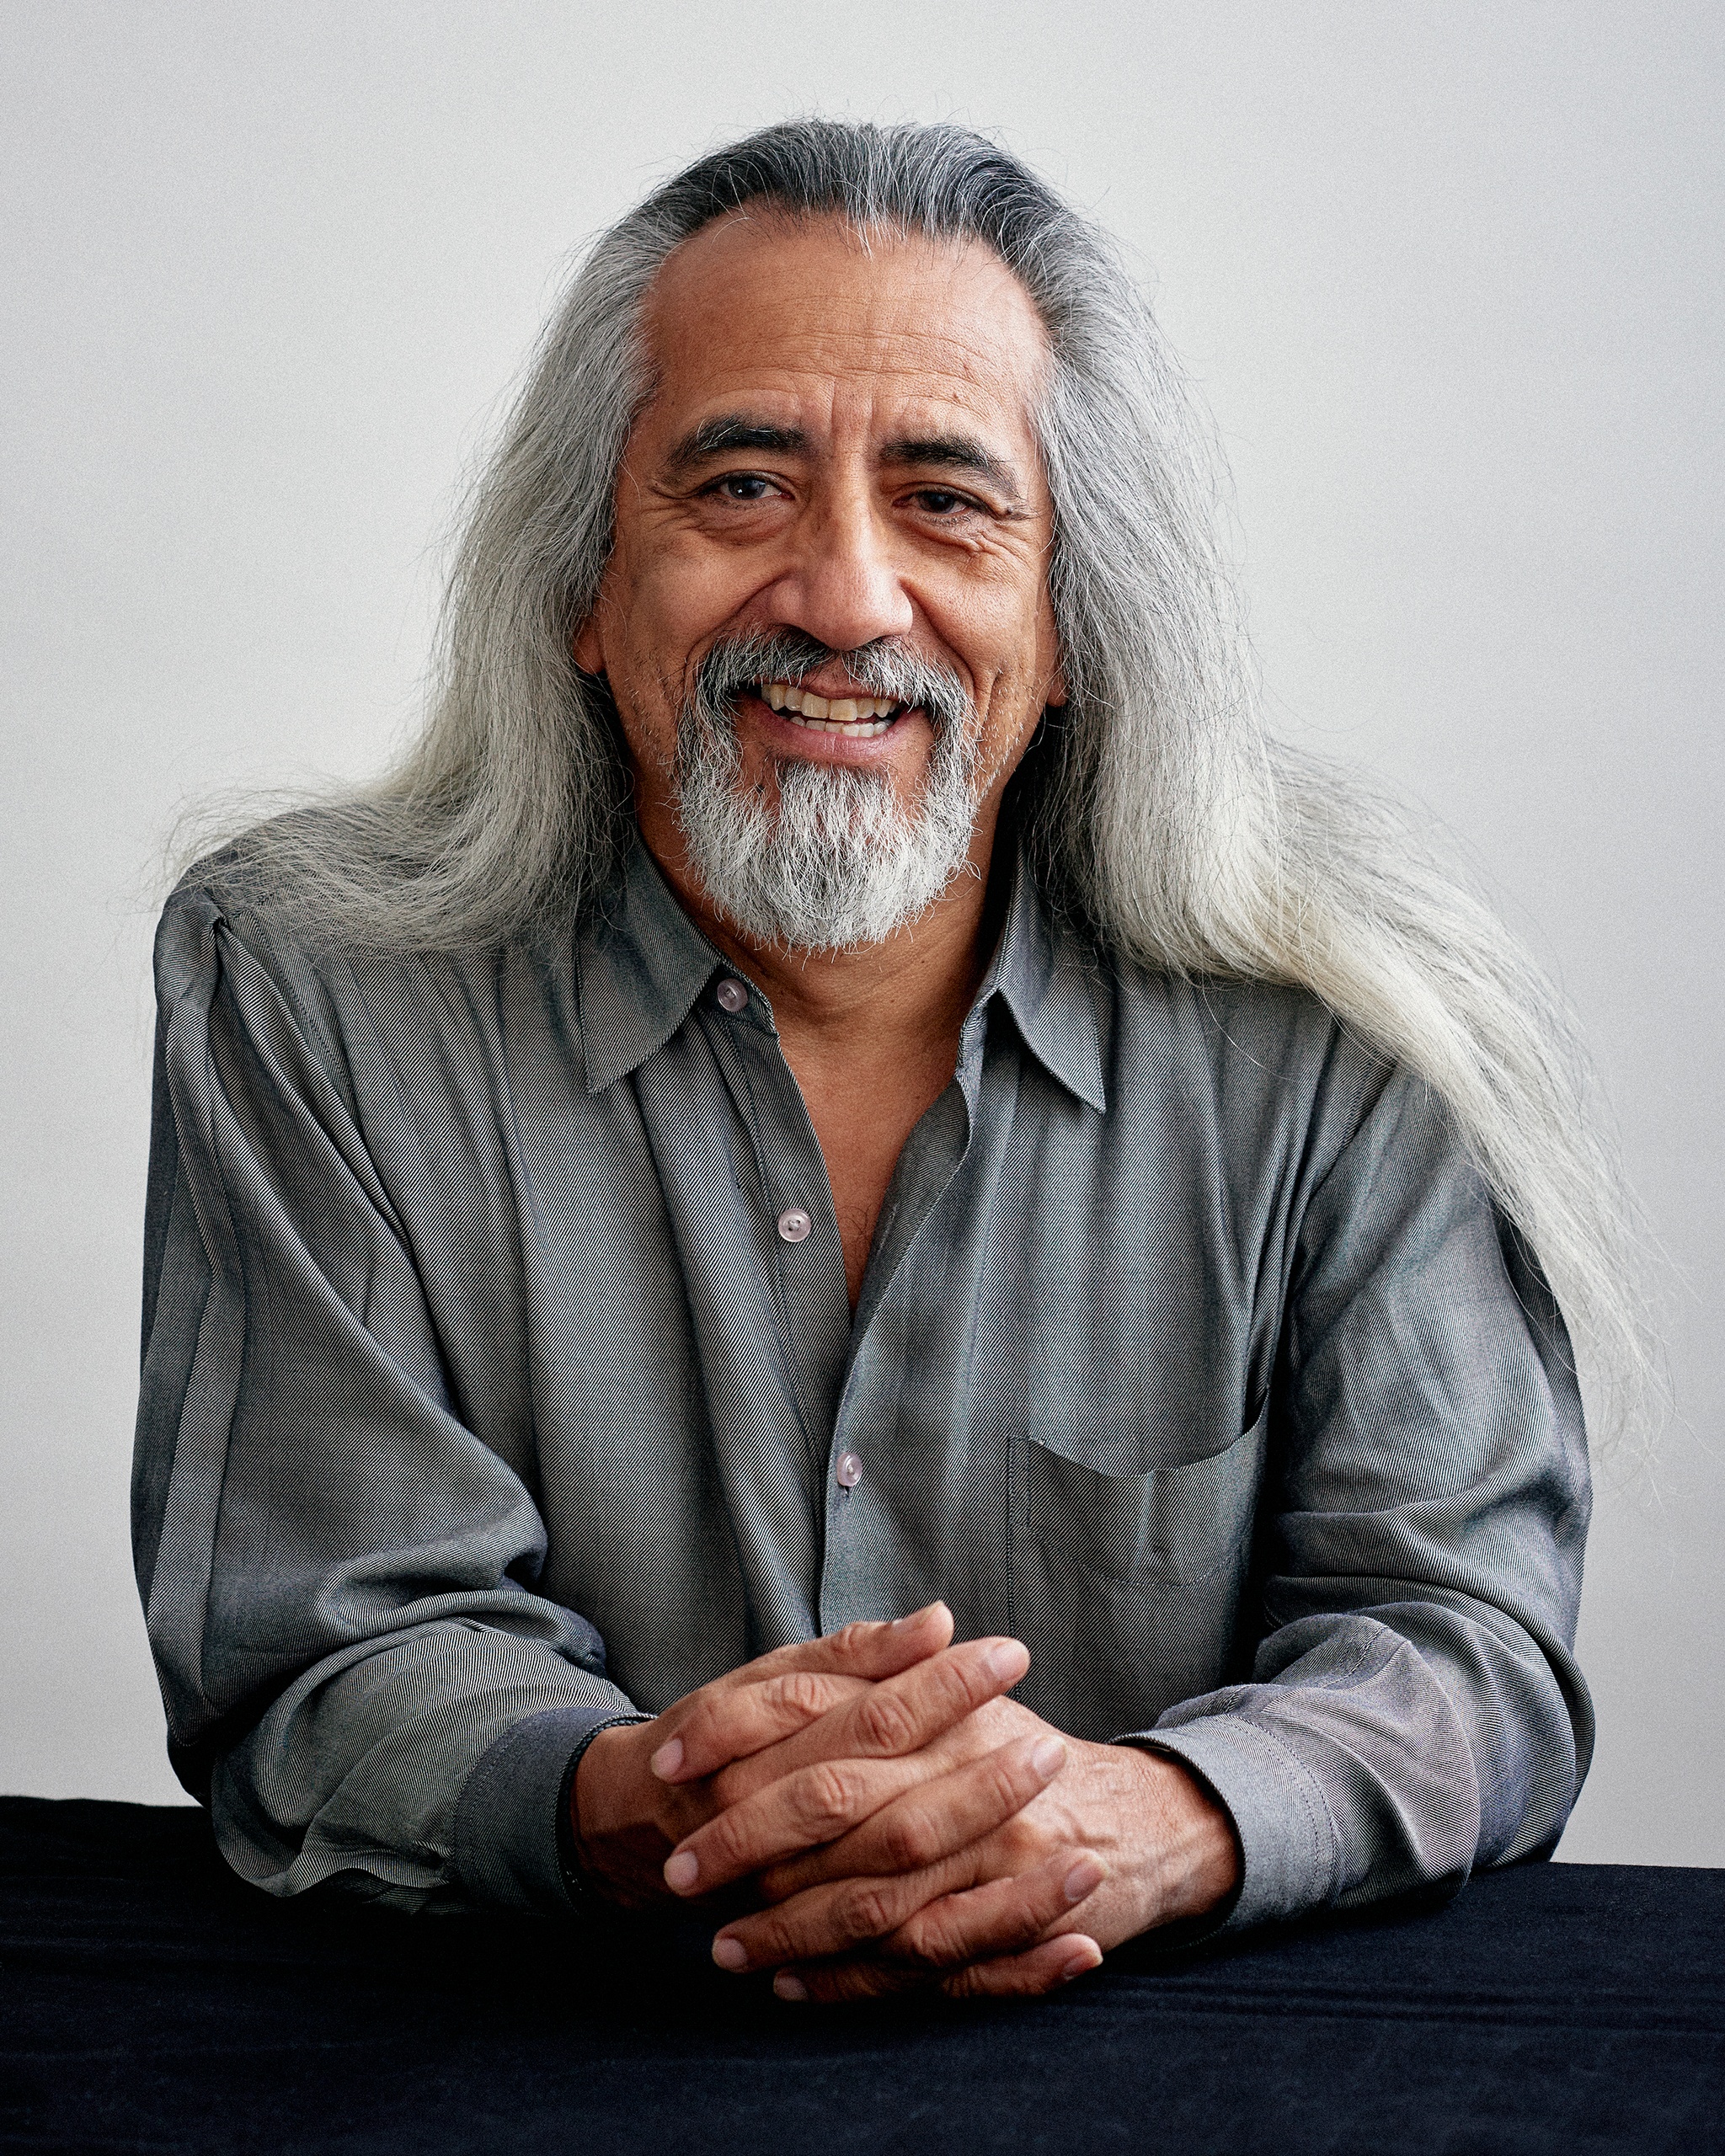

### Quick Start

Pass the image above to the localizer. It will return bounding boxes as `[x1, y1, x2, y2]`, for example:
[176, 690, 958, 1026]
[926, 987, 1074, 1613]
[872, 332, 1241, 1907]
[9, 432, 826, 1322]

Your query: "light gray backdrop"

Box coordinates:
[3, 0, 1719, 1865]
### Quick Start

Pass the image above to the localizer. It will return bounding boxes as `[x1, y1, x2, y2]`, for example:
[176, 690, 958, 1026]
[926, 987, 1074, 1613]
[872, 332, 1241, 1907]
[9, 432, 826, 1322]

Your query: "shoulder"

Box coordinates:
[158, 846, 346, 1017]
[1071, 951, 1439, 1219]
[154, 839, 520, 1073]
[1102, 954, 1385, 1113]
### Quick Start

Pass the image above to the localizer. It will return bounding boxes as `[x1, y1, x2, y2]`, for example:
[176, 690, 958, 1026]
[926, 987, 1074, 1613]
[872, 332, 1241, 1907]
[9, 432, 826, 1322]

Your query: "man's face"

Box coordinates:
[574, 211, 1065, 949]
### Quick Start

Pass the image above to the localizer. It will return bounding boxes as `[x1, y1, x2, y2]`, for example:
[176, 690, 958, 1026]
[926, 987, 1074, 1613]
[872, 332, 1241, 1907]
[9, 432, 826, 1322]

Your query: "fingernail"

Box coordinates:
[773, 1971, 809, 2002]
[986, 1639, 1028, 1682]
[1058, 1938, 1103, 1983]
[1063, 1857, 1104, 1904]
[711, 1935, 748, 1972]
[1031, 1737, 1067, 1778]
[663, 1849, 699, 1894]
[891, 1601, 940, 1630]
[649, 1737, 684, 1780]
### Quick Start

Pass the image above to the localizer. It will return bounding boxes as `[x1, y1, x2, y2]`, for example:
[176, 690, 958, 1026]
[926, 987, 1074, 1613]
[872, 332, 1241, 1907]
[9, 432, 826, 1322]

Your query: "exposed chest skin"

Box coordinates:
[765, 870, 994, 1311]
[782, 1021, 963, 1310]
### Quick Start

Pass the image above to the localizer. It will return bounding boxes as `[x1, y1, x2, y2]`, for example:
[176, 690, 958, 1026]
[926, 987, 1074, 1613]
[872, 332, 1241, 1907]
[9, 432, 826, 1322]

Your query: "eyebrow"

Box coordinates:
[880, 434, 1024, 500]
[664, 414, 1025, 502]
[665, 416, 808, 472]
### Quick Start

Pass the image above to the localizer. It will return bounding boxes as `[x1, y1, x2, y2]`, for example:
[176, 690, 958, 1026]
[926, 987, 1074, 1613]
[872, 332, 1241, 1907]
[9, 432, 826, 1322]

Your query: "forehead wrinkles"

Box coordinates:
[634, 214, 1051, 446]
[697, 338, 1033, 421]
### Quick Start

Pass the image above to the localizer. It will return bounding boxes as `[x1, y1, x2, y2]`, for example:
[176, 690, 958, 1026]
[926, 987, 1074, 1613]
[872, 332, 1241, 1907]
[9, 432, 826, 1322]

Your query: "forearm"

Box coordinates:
[207, 1623, 645, 1914]
[1136, 1597, 1588, 1932]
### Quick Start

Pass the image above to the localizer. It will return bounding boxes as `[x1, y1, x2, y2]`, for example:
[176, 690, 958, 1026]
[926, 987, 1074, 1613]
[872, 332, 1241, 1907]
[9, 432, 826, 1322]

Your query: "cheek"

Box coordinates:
[616, 552, 762, 713]
[636, 523, 761, 631]
[970, 668, 1054, 782]
[948, 567, 1059, 689]
[604, 590, 697, 731]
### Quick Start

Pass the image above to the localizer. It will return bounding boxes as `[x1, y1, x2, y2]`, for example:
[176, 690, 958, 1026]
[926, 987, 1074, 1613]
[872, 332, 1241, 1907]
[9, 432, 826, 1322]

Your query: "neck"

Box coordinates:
[637, 796, 1010, 1060]
[633, 792, 1012, 1312]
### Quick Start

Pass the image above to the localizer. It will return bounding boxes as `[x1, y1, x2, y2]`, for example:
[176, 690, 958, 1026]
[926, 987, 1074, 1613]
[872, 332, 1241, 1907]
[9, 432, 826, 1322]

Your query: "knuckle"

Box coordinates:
[932, 1656, 984, 1713]
[988, 1753, 1029, 1810]
[776, 1670, 830, 1721]
[901, 1900, 968, 1969]
[877, 1806, 942, 1874]
[749, 1909, 800, 1966]
[798, 1762, 859, 1828]
[853, 1689, 918, 1756]
[835, 1877, 901, 1943]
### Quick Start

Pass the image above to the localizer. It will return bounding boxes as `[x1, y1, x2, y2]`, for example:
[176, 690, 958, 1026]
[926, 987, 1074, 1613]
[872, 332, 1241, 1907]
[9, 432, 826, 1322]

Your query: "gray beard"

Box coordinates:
[672, 638, 982, 954]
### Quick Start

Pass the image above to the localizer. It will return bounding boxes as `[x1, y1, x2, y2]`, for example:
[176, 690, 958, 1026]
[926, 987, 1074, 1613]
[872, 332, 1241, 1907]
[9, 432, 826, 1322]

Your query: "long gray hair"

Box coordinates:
[187, 118, 1655, 1435]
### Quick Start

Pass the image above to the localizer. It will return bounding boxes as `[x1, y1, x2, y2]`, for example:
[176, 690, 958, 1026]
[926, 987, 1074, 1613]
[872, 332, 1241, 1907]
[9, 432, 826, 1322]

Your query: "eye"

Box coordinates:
[705, 472, 781, 503]
[911, 488, 979, 517]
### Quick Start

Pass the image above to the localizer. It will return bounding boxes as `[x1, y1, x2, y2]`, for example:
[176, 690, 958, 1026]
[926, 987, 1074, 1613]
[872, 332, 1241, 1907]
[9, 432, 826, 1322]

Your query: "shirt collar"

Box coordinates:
[574, 838, 725, 1095]
[574, 830, 1107, 1113]
[980, 844, 1108, 1113]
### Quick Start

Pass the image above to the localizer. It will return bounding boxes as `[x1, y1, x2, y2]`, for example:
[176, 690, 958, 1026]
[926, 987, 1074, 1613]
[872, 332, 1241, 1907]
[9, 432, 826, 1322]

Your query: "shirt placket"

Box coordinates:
[814, 1006, 991, 1629]
[697, 975, 853, 1483]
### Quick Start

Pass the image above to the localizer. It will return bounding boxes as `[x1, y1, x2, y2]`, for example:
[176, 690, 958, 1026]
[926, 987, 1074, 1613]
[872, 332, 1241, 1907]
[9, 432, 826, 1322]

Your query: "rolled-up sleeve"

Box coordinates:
[134, 888, 644, 1914]
[1131, 1067, 1593, 1933]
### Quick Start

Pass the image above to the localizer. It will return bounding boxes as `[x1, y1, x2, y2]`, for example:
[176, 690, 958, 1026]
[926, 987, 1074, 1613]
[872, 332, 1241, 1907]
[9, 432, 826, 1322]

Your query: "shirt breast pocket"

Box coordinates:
[1022, 1403, 1270, 1587]
[1008, 1406, 1270, 1738]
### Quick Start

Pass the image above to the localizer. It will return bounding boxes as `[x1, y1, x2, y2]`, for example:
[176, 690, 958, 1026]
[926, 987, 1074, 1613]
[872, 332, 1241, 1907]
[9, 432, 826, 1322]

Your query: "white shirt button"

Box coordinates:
[714, 978, 748, 1013]
[777, 1208, 812, 1244]
[835, 1451, 863, 1489]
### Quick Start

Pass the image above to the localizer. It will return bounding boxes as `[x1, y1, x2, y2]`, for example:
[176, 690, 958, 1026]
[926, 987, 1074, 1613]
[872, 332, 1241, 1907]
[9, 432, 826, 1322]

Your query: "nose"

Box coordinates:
[761, 489, 916, 654]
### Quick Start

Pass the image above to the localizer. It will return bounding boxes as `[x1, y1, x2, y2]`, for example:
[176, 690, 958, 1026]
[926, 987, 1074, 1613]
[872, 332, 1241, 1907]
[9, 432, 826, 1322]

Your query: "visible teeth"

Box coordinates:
[757, 680, 902, 727]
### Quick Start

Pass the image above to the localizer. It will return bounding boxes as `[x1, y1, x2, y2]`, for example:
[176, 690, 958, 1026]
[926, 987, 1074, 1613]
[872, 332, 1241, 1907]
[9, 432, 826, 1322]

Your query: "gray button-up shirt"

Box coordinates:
[135, 836, 1591, 1934]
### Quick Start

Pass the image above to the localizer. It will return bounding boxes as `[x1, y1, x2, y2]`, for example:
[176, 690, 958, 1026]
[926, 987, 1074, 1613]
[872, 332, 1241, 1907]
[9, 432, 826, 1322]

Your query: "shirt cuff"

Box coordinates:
[1119, 1713, 1342, 1935]
[452, 1704, 650, 1915]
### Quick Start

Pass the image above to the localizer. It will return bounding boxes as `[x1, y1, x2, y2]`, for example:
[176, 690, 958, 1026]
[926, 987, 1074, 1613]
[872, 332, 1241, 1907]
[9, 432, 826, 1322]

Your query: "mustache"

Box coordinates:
[691, 629, 974, 738]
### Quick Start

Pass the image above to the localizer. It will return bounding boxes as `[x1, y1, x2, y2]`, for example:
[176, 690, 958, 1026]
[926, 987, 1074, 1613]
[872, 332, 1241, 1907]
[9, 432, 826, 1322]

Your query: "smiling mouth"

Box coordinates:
[756, 680, 911, 739]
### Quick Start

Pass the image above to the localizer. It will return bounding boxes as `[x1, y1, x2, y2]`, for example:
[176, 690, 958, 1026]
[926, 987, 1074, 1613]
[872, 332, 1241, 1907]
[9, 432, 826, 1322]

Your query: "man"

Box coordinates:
[135, 120, 1625, 2004]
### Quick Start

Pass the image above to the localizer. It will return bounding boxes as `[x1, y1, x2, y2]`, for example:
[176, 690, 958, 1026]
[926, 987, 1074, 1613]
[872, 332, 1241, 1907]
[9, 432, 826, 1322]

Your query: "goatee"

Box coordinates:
[674, 630, 981, 954]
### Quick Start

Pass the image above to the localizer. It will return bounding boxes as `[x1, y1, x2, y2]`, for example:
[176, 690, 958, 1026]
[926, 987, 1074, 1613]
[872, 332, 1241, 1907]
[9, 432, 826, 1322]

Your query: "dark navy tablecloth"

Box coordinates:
[2, 1796, 1719, 2153]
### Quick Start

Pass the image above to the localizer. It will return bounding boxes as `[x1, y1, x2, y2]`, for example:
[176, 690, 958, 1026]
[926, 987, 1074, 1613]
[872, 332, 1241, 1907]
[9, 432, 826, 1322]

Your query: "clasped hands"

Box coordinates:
[571, 1601, 1240, 2003]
